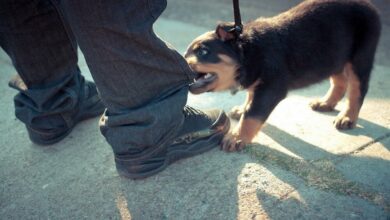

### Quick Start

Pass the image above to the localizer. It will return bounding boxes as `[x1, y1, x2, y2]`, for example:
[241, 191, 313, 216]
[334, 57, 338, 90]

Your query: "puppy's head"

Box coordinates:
[185, 23, 242, 94]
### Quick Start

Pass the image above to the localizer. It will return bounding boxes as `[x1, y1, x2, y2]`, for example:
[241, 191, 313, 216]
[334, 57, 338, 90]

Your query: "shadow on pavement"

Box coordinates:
[315, 109, 390, 150]
[245, 122, 390, 218]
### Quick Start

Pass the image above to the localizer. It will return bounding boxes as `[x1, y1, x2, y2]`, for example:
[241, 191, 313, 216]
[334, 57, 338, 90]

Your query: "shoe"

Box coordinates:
[26, 81, 105, 145]
[115, 106, 230, 179]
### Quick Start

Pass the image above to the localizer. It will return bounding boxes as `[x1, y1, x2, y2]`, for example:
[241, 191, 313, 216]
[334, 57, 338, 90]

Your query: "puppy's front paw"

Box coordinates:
[309, 99, 335, 112]
[221, 131, 248, 152]
[229, 105, 245, 120]
[333, 114, 356, 130]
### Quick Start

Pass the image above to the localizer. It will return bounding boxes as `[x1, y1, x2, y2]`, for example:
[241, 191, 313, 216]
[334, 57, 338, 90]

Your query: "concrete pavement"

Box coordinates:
[1, 1, 389, 219]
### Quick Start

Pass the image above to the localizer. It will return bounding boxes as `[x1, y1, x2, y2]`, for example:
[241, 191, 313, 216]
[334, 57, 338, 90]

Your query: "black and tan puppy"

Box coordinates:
[184, 0, 381, 151]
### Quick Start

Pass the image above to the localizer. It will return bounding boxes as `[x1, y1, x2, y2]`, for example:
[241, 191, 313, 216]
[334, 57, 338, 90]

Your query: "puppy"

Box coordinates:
[184, 0, 381, 151]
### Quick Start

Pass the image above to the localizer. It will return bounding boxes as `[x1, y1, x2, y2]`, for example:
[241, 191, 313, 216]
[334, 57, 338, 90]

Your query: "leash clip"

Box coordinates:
[234, 25, 243, 35]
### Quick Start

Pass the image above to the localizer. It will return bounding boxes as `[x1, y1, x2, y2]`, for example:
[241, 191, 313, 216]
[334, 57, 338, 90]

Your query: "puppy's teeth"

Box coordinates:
[204, 73, 212, 79]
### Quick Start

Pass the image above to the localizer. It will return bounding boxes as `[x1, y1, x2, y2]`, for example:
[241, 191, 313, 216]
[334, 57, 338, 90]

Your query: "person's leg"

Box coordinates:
[58, 0, 229, 178]
[59, 0, 194, 111]
[0, 0, 104, 144]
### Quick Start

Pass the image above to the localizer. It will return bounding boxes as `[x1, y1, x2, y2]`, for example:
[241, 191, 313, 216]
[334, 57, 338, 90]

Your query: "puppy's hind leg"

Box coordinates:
[334, 10, 380, 129]
[310, 70, 348, 112]
[333, 63, 364, 129]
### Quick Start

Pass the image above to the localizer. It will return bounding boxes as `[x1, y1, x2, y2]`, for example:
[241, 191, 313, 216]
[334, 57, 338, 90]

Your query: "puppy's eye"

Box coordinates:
[196, 48, 209, 57]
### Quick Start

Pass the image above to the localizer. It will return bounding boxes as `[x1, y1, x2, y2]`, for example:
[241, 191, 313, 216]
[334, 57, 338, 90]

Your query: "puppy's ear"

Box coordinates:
[216, 22, 236, 41]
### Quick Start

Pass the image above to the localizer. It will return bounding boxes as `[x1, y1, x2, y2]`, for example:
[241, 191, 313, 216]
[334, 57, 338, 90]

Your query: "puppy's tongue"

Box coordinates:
[189, 73, 217, 94]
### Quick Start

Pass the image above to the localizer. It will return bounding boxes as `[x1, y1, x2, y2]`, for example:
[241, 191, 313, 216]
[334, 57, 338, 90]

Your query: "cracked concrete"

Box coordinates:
[1, 0, 389, 219]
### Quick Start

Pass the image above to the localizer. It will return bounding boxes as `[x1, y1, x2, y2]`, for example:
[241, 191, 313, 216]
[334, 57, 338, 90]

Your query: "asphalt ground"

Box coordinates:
[1, 1, 389, 219]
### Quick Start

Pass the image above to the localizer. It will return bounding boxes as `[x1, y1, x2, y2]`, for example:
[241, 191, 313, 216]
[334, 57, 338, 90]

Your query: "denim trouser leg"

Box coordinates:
[1, 0, 195, 161]
[0, 0, 87, 131]
[58, 0, 195, 156]
[59, 0, 194, 111]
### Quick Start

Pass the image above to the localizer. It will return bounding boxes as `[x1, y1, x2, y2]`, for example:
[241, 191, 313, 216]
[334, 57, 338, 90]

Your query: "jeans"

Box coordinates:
[0, 0, 194, 156]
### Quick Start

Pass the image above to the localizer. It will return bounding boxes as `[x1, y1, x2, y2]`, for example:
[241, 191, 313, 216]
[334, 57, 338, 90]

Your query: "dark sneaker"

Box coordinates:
[26, 81, 105, 145]
[115, 106, 230, 179]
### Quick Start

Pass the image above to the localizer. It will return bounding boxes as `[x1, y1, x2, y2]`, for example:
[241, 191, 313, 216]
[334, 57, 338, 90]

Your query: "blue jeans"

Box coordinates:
[0, 0, 194, 155]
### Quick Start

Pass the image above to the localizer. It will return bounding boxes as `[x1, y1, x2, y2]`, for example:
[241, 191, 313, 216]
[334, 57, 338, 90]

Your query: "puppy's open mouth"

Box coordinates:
[189, 72, 218, 94]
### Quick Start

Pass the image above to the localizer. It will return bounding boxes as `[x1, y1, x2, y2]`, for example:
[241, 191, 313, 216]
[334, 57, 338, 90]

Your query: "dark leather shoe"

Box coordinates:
[26, 81, 105, 145]
[115, 106, 230, 179]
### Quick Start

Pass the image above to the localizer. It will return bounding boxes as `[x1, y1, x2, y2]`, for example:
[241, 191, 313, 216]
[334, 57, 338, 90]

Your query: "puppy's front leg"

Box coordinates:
[229, 90, 254, 120]
[222, 82, 287, 151]
[221, 116, 263, 151]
